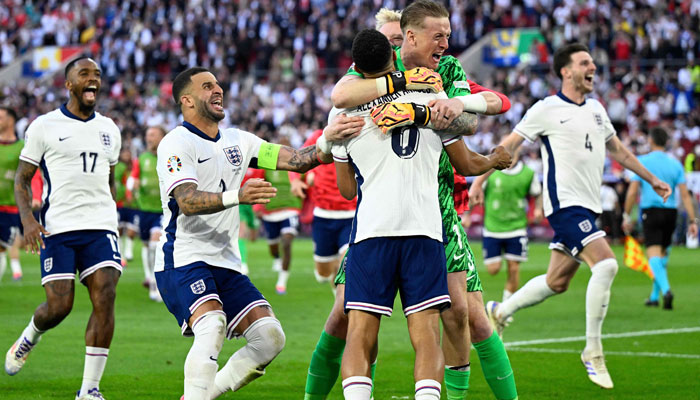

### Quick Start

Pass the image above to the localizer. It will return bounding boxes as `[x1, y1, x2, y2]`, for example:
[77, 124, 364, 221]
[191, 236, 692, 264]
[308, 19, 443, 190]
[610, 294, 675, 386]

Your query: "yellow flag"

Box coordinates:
[623, 236, 654, 279]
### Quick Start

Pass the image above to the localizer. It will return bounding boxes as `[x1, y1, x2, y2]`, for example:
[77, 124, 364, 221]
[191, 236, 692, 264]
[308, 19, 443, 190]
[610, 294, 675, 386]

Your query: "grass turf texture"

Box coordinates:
[1, 239, 698, 399]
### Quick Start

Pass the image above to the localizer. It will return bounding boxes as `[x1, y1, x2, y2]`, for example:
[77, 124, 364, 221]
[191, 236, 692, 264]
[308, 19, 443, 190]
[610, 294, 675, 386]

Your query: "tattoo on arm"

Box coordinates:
[278, 145, 320, 173]
[439, 112, 479, 136]
[14, 161, 38, 221]
[171, 182, 225, 216]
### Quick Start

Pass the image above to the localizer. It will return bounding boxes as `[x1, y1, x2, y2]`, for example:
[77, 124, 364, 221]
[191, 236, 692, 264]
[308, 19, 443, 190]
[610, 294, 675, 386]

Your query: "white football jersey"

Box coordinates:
[155, 122, 264, 273]
[331, 90, 459, 244]
[514, 92, 615, 216]
[19, 105, 121, 235]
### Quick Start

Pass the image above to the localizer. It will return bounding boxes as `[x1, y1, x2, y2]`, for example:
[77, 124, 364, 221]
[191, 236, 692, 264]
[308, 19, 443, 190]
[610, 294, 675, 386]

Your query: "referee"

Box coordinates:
[623, 127, 698, 310]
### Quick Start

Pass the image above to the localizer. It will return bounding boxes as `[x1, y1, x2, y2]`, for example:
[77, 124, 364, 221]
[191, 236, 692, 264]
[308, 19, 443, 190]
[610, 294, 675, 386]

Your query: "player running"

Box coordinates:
[470, 43, 671, 389]
[305, 2, 518, 400]
[132, 125, 166, 301]
[0, 106, 25, 282]
[622, 127, 697, 309]
[468, 150, 543, 303]
[5, 56, 123, 400]
[155, 67, 360, 400]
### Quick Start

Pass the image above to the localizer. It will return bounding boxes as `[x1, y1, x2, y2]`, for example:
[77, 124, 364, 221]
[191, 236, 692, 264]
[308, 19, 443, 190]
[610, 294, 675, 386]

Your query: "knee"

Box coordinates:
[486, 262, 500, 275]
[324, 305, 348, 339]
[547, 279, 569, 294]
[468, 312, 493, 342]
[48, 298, 73, 320]
[245, 317, 286, 364]
[442, 301, 469, 330]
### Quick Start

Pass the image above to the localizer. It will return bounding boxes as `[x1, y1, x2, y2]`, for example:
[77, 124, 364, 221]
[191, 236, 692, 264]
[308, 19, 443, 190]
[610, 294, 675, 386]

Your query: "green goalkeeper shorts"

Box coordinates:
[239, 204, 259, 230]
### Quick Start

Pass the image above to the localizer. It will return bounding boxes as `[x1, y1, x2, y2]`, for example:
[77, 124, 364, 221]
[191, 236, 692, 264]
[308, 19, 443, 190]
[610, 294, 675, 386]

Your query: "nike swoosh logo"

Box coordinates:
[113, 254, 120, 260]
[59, 137, 71, 141]
[198, 157, 211, 163]
[496, 372, 513, 380]
[209, 356, 218, 362]
[560, 119, 571, 124]
[453, 253, 465, 261]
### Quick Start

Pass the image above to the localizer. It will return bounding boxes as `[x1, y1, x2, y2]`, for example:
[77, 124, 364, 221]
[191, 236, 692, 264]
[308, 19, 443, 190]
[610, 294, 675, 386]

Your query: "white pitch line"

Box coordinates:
[505, 326, 700, 347]
[508, 347, 700, 359]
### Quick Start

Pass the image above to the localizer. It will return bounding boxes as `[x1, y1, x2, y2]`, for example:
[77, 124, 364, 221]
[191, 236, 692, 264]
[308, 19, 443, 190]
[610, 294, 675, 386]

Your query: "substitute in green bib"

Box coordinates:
[0, 106, 24, 281]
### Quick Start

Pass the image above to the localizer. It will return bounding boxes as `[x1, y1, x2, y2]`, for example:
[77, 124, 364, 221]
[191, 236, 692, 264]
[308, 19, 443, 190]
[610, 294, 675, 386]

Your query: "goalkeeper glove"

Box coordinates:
[370, 102, 431, 134]
[378, 68, 443, 95]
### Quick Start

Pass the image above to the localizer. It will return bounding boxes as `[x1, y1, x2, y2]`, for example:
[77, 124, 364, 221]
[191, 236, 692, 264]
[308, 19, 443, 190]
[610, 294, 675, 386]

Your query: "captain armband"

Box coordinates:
[258, 142, 281, 170]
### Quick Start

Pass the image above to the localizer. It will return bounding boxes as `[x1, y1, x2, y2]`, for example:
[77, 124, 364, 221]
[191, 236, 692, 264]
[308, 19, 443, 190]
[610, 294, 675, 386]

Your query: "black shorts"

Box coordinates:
[641, 208, 677, 248]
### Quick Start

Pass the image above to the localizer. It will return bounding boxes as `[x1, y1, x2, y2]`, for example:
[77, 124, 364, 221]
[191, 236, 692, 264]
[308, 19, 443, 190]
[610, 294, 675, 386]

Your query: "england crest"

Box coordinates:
[44, 257, 53, 272]
[578, 220, 593, 233]
[190, 279, 206, 294]
[593, 113, 603, 127]
[100, 131, 111, 147]
[224, 146, 242, 166]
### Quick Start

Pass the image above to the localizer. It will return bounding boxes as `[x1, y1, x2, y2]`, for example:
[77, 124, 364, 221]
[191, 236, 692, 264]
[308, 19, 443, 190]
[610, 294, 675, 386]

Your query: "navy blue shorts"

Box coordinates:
[312, 216, 353, 261]
[40, 230, 122, 286]
[547, 206, 605, 258]
[263, 215, 299, 242]
[0, 211, 22, 247]
[118, 207, 138, 229]
[344, 236, 450, 317]
[155, 263, 269, 339]
[136, 210, 163, 241]
[482, 235, 528, 264]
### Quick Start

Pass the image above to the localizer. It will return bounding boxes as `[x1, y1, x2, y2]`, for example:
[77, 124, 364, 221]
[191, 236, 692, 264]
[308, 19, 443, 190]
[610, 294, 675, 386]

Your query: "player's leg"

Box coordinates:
[76, 231, 123, 398]
[504, 260, 520, 301]
[263, 219, 282, 272]
[341, 310, 380, 400]
[407, 308, 443, 400]
[312, 216, 344, 284]
[468, 291, 517, 400]
[148, 227, 163, 302]
[440, 271, 471, 400]
[482, 236, 503, 277]
[503, 236, 528, 302]
[0, 245, 6, 281]
[211, 269, 284, 398]
[0, 215, 13, 281]
[643, 208, 676, 309]
[276, 227, 296, 294]
[9, 232, 23, 280]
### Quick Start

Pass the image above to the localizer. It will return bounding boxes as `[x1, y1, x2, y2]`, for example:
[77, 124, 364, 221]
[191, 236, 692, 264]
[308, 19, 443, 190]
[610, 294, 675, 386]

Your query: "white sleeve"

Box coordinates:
[529, 172, 542, 196]
[110, 124, 121, 166]
[157, 135, 199, 196]
[19, 118, 46, 166]
[601, 107, 617, 142]
[331, 141, 349, 163]
[513, 101, 545, 142]
[237, 130, 264, 168]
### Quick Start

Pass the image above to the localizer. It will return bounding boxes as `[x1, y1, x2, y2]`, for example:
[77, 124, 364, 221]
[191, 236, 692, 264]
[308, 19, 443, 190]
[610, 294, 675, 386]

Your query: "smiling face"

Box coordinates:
[65, 58, 101, 110]
[404, 16, 450, 70]
[563, 51, 596, 94]
[184, 72, 225, 122]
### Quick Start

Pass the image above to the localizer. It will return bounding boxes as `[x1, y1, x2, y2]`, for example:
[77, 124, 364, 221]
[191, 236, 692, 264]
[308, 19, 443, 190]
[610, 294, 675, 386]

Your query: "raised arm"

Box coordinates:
[370, 103, 478, 136]
[14, 160, 48, 253]
[606, 136, 671, 201]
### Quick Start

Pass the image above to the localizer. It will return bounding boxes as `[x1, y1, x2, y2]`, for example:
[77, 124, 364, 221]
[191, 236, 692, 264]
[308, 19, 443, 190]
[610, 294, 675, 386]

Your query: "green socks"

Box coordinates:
[304, 331, 346, 399]
[474, 332, 518, 400]
[445, 366, 470, 400]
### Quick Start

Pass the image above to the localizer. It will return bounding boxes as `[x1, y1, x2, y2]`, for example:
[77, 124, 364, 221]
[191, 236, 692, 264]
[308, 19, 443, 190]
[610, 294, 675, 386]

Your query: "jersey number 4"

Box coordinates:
[584, 134, 593, 152]
[80, 152, 98, 173]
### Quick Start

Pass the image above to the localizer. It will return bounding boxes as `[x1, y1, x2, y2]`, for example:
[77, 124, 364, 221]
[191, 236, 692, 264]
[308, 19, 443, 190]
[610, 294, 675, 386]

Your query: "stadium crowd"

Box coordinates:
[1, 0, 699, 214]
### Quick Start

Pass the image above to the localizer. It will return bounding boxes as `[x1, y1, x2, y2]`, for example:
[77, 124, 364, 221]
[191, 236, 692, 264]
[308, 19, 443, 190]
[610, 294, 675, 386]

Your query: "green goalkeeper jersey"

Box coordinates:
[136, 152, 162, 213]
[347, 47, 471, 222]
[0, 139, 23, 207]
[263, 169, 302, 212]
[483, 161, 540, 235]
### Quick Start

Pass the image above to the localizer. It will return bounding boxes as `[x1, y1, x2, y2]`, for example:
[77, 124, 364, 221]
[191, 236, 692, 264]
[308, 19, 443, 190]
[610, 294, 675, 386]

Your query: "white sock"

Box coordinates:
[79, 346, 109, 396]
[0, 252, 6, 280]
[415, 379, 441, 400]
[585, 258, 618, 355]
[502, 289, 513, 302]
[342, 376, 372, 400]
[141, 247, 151, 281]
[184, 310, 226, 400]
[212, 317, 285, 398]
[276, 270, 289, 288]
[498, 274, 555, 320]
[148, 241, 157, 274]
[10, 258, 22, 275]
[21, 316, 44, 344]
[123, 236, 133, 260]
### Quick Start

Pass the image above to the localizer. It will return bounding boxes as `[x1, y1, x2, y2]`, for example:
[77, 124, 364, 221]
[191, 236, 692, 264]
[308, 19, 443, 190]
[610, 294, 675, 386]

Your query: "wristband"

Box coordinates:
[222, 190, 239, 208]
[457, 94, 488, 113]
[412, 103, 431, 126]
[376, 77, 389, 96]
[316, 133, 332, 154]
[622, 213, 631, 224]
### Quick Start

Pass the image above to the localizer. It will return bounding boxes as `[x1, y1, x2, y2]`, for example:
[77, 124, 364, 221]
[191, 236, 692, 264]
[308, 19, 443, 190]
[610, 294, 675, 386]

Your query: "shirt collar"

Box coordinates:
[60, 103, 96, 122]
[182, 121, 220, 142]
[556, 91, 586, 106]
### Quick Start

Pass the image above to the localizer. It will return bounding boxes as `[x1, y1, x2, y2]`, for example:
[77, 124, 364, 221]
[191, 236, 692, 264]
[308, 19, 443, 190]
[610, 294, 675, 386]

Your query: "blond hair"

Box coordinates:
[375, 8, 402, 30]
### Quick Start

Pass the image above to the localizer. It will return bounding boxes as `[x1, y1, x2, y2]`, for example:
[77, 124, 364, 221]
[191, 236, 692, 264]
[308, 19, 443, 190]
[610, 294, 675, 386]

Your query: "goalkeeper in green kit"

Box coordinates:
[304, 1, 518, 399]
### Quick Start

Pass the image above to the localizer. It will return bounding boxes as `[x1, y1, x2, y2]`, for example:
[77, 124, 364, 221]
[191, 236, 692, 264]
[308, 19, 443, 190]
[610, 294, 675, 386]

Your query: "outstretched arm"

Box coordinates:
[171, 179, 277, 216]
[14, 160, 49, 253]
[444, 141, 512, 177]
[606, 136, 671, 201]
[468, 132, 525, 206]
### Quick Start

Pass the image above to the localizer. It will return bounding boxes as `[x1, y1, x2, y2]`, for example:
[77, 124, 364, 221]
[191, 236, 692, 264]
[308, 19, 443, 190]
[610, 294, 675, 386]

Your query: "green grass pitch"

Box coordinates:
[1, 239, 698, 399]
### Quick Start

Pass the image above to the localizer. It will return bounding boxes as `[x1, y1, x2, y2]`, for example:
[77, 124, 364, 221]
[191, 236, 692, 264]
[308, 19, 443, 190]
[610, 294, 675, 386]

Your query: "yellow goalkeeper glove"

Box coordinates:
[370, 102, 431, 134]
[381, 67, 443, 94]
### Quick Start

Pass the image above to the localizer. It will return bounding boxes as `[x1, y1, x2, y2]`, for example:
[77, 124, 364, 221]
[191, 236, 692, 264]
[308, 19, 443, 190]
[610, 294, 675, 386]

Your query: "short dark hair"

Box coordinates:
[0, 106, 18, 122]
[172, 67, 209, 105]
[401, 0, 449, 32]
[351, 29, 392, 75]
[553, 43, 590, 79]
[649, 127, 668, 147]
[64, 55, 94, 78]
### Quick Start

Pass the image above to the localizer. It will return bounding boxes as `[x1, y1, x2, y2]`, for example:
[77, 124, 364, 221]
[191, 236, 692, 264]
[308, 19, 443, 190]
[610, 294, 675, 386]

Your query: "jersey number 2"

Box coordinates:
[80, 152, 98, 173]
[584, 134, 592, 152]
